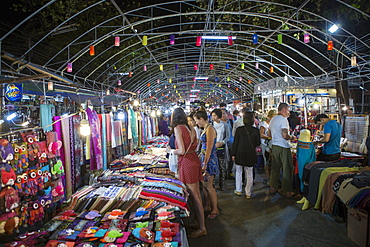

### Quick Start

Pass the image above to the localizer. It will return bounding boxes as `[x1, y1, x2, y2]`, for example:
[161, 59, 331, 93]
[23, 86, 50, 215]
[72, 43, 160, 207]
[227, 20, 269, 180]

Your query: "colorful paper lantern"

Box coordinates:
[255, 62, 259, 69]
[270, 66, 274, 73]
[160, 65, 163, 71]
[170, 35, 175, 45]
[114, 36, 120, 46]
[142, 36, 148, 46]
[247, 79, 252, 84]
[89, 46, 95, 56]
[175, 64, 179, 70]
[210, 64, 214, 70]
[174, 85, 177, 89]
[147, 83, 150, 87]
[228, 36, 233, 45]
[117, 80, 121, 86]
[252, 34, 258, 44]
[351, 55, 357, 67]
[156, 79, 160, 83]
[48, 81, 53, 91]
[226, 63, 229, 69]
[277, 34, 283, 44]
[304, 33, 310, 43]
[194, 64, 198, 70]
[241, 63, 245, 69]
[169, 78, 172, 83]
[128, 72, 132, 77]
[143, 65, 147, 71]
[327, 40, 333, 50]
[239, 77, 242, 81]
[67, 63, 72, 72]
[227, 77, 230, 81]
[196, 36, 202, 46]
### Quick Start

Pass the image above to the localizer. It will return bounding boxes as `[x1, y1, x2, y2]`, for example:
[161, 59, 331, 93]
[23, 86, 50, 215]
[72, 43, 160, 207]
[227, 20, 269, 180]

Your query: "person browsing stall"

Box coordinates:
[314, 114, 342, 161]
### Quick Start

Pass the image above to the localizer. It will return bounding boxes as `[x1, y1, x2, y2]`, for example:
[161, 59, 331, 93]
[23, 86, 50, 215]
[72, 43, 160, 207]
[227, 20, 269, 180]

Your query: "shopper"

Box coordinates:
[268, 103, 297, 197]
[314, 114, 342, 161]
[211, 108, 230, 191]
[221, 108, 234, 179]
[232, 111, 260, 198]
[232, 107, 252, 136]
[194, 110, 220, 220]
[166, 108, 206, 238]
[219, 102, 233, 120]
[259, 109, 277, 182]
[158, 115, 169, 136]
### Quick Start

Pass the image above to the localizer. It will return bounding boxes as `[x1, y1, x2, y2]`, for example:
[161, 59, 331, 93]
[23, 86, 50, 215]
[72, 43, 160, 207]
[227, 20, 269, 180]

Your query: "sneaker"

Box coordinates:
[234, 190, 242, 196]
[245, 195, 251, 199]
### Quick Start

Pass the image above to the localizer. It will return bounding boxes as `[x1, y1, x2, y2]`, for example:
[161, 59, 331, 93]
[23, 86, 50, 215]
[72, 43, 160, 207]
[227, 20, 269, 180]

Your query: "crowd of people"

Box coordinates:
[162, 102, 342, 238]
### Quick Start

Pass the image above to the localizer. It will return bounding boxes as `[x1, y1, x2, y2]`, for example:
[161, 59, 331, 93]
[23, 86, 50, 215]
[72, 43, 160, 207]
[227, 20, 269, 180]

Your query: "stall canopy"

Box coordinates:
[0, 0, 369, 105]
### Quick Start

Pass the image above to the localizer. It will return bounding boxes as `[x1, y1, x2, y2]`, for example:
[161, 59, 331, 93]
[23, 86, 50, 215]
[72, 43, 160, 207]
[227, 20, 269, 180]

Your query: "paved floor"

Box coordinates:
[186, 169, 357, 247]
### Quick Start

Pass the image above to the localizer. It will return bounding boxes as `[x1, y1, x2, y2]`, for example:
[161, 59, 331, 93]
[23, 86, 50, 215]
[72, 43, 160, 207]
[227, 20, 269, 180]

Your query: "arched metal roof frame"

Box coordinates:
[1, 0, 369, 103]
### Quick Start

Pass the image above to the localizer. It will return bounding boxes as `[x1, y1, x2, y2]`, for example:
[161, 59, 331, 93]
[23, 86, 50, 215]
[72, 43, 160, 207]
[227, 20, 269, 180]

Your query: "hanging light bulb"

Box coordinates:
[304, 33, 310, 43]
[351, 55, 357, 67]
[117, 80, 121, 86]
[80, 119, 91, 136]
[114, 36, 120, 46]
[67, 63, 72, 72]
[48, 81, 53, 91]
[106, 89, 110, 95]
[252, 34, 258, 44]
[143, 65, 147, 71]
[228, 36, 233, 45]
[147, 83, 151, 87]
[241, 63, 245, 69]
[196, 36, 202, 46]
[150, 110, 156, 118]
[128, 72, 132, 77]
[142, 36, 148, 45]
[174, 85, 177, 89]
[327, 40, 334, 50]
[157, 109, 161, 116]
[117, 111, 125, 120]
[277, 34, 283, 44]
[170, 34, 175, 45]
[89, 46, 95, 56]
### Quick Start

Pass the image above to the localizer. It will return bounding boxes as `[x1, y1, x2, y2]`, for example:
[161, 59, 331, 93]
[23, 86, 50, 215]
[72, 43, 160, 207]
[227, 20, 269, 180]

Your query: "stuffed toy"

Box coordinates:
[51, 160, 64, 176]
[51, 179, 64, 203]
[0, 211, 19, 235]
[0, 140, 14, 164]
[0, 186, 19, 213]
[48, 140, 62, 158]
[17, 201, 29, 227]
[12, 143, 28, 173]
[41, 165, 52, 195]
[27, 168, 43, 192]
[28, 200, 44, 225]
[1, 166, 16, 187]
[37, 141, 48, 164]
[21, 132, 39, 167]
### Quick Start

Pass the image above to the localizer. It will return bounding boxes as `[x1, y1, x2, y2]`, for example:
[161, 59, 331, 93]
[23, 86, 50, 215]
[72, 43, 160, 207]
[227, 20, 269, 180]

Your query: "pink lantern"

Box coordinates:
[194, 64, 198, 70]
[304, 33, 310, 43]
[143, 65, 147, 71]
[228, 36, 233, 45]
[114, 36, 120, 46]
[117, 80, 122, 86]
[67, 63, 72, 72]
[170, 35, 175, 45]
[196, 36, 202, 46]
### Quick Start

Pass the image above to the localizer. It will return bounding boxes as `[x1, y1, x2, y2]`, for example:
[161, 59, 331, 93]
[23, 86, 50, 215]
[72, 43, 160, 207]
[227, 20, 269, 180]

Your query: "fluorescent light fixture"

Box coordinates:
[22, 121, 29, 127]
[256, 58, 267, 62]
[194, 77, 209, 80]
[191, 90, 200, 92]
[190, 95, 197, 98]
[6, 113, 17, 121]
[202, 36, 236, 40]
[329, 24, 339, 33]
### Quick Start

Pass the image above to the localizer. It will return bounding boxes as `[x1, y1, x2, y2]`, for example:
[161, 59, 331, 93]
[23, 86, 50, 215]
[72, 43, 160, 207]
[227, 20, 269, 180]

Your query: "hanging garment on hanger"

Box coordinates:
[40, 104, 53, 132]
[127, 110, 132, 140]
[61, 116, 73, 199]
[105, 114, 113, 164]
[110, 112, 117, 149]
[86, 107, 103, 170]
[71, 115, 82, 191]
[101, 114, 107, 169]
[129, 107, 138, 147]
[53, 116, 65, 170]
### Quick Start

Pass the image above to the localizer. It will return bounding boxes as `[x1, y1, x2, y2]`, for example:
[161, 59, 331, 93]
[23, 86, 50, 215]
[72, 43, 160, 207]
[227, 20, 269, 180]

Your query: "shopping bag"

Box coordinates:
[168, 151, 178, 173]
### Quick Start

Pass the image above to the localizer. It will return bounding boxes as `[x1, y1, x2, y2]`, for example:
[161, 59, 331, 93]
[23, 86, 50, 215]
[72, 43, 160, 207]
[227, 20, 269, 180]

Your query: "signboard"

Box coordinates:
[5, 83, 23, 102]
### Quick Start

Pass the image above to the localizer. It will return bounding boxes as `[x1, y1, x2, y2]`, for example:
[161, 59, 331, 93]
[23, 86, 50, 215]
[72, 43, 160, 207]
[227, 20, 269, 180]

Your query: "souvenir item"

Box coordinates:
[12, 142, 28, 172]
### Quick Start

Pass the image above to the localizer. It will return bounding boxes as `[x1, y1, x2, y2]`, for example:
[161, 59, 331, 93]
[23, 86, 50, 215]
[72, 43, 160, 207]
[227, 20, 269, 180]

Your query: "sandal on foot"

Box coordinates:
[207, 212, 220, 219]
[268, 188, 278, 194]
[188, 229, 207, 238]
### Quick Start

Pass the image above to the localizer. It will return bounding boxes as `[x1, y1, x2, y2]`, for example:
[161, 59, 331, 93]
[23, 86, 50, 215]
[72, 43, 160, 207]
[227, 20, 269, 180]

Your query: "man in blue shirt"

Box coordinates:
[314, 114, 342, 161]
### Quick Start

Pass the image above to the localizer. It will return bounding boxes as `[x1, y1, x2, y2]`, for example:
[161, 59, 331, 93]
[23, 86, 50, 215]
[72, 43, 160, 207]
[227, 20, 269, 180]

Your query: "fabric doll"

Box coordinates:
[0, 211, 19, 235]
[0, 186, 19, 213]
[17, 201, 29, 227]
[48, 140, 62, 158]
[51, 160, 64, 176]
[0, 141, 14, 164]
[1, 166, 16, 187]
[21, 132, 39, 167]
[37, 141, 48, 164]
[28, 200, 44, 225]
[12, 143, 28, 173]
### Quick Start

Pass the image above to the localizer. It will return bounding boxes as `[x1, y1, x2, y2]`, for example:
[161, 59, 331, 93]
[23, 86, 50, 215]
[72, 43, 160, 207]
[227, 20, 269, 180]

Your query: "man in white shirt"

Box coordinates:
[268, 103, 297, 197]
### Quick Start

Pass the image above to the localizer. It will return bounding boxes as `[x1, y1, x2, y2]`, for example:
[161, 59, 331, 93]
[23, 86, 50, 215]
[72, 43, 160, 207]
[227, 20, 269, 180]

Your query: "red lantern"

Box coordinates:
[327, 41, 333, 50]
[114, 36, 120, 46]
[228, 36, 233, 45]
[196, 36, 202, 46]
[147, 83, 150, 87]
[270, 67, 274, 73]
[210, 64, 214, 70]
[236, 87, 239, 91]
[128, 72, 132, 77]
[194, 64, 198, 70]
[248, 80, 252, 84]
[89, 46, 95, 56]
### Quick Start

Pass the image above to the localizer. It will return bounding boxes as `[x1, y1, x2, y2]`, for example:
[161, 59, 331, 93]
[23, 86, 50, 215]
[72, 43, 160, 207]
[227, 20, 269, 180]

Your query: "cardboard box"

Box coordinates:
[347, 207, 370, 247]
